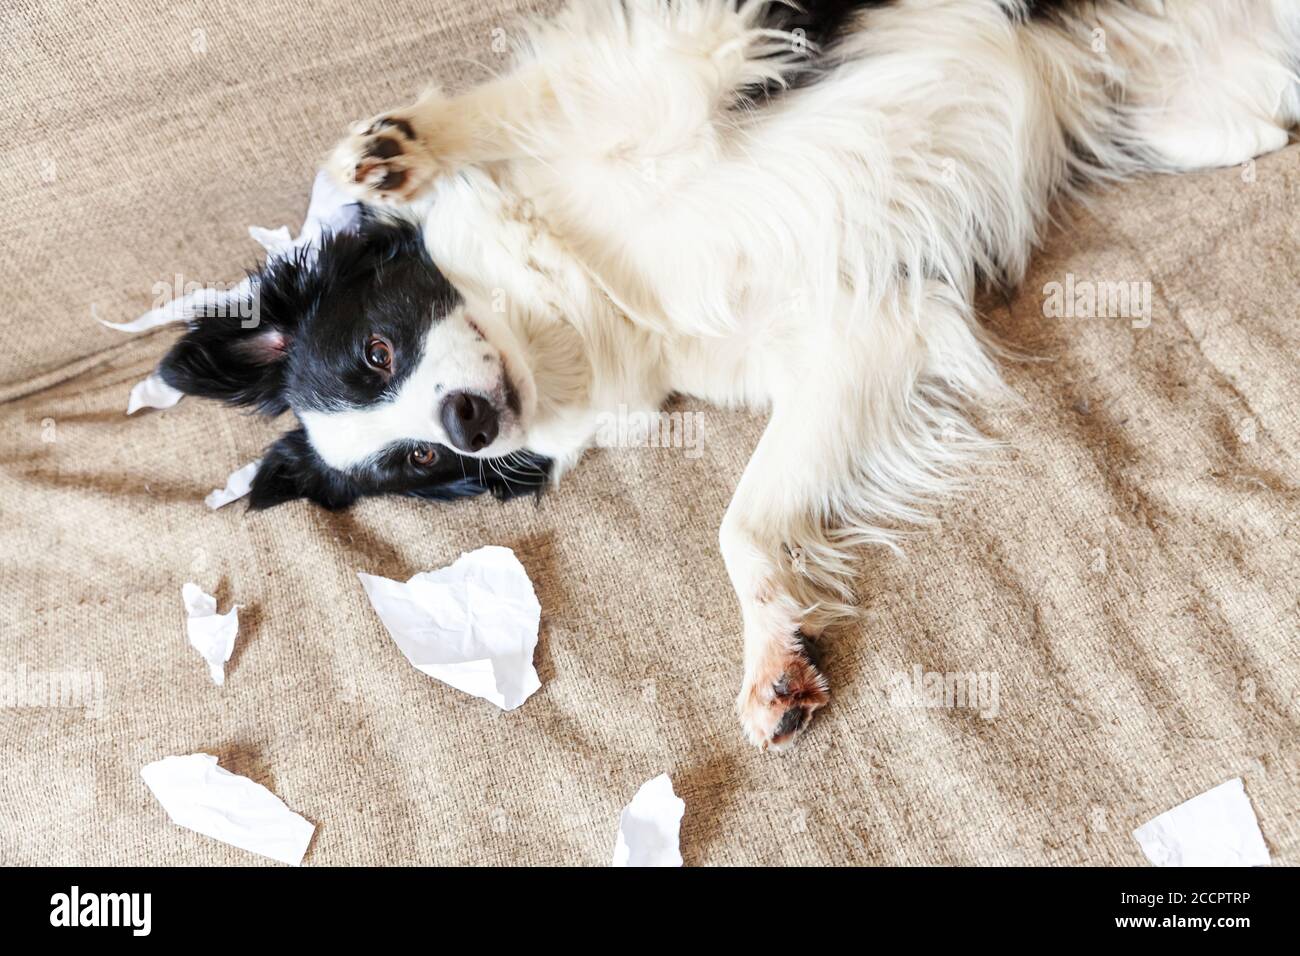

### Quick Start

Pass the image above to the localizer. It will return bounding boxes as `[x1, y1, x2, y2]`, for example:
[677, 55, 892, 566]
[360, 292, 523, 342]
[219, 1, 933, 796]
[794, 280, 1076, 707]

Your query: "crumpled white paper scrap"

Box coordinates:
[206, 460, 261, 510]
[247, 224, 293, 256]
[612, 773, 685, 867]
[358, 545, 542, 710]
[103, 169, 360, 334]
[101, 277, 256, 334]
[126, 371, 185, 415]
[141, 753, 315, 866]
[1133, 777, 1270, 866]
[182, 582, 240, 685]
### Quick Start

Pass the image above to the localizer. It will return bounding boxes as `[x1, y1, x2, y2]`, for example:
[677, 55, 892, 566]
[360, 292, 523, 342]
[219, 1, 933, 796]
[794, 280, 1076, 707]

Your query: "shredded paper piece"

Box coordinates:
[358, 545, 542, 711]
[101, 278, 255, 334]
[1133, 778, 1270, 867]
[182, 583, 240, 685]
[126, 371, 185, 415]
[141, 753, 315, 866]
[206, 460, 261, 510]
[612, 773, 685, 867]
[248, 224, 294, 255]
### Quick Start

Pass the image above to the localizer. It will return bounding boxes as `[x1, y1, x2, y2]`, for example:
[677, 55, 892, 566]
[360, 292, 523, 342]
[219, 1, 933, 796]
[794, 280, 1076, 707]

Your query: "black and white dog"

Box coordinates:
[161, 0, 1300, 748]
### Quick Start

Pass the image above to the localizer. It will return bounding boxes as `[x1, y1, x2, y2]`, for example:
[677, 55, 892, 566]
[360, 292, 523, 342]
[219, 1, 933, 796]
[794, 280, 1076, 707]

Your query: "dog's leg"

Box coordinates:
[326, 69, 554, 204]
[327, 0, 800, 205]
[720, 406, 835, 752]
[720, 282, 1006, 750]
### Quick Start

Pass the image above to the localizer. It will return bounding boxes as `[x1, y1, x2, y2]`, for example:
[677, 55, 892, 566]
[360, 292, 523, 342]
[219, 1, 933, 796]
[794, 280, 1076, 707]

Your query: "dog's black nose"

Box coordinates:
[440, 391, 499, 452]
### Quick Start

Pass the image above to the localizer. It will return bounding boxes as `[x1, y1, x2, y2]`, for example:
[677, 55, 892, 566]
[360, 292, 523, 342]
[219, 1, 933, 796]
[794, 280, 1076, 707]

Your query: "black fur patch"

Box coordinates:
[744, 0, 895, 101]
[762, 0, 894, 52]
[249, 428, 552, 511]
[1019, 0, 1097, 22]
[159, 215, 447, 415]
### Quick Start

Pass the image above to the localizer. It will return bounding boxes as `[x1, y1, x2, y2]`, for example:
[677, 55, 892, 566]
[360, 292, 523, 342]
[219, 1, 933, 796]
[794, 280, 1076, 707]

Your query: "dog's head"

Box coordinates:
[160, 215, 552, 510]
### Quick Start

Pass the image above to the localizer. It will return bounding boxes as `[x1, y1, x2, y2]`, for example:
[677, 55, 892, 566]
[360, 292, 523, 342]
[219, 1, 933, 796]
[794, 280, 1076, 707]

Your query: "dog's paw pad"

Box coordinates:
[737, 632, 829, 751]
[358, 164, 407, 192]
[361, 136, 405, 161]
[365, 116, 417, 140]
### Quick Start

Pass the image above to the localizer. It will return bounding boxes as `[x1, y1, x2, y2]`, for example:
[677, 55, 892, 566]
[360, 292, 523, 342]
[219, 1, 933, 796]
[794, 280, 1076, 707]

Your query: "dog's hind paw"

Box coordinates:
[736, 632, 829, 751]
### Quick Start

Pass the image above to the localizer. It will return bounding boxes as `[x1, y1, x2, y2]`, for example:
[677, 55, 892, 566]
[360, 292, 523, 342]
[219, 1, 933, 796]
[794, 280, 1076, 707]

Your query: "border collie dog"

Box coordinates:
[162, 0, 1300, 748]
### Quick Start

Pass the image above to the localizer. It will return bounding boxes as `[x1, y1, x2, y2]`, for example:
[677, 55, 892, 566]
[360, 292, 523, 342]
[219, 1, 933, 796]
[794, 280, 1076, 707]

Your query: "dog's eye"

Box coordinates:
[364, 335, 393, 371]
[410, 445, 436, 467]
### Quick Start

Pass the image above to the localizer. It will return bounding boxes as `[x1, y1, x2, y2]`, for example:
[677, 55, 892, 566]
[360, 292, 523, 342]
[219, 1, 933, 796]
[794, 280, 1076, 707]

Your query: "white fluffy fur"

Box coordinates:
[325, 0, 1299, 747]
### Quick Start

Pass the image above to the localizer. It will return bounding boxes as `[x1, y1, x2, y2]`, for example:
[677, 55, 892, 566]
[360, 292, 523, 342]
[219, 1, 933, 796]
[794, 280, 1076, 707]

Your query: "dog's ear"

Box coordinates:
[249, 427, 360, 511]
[159, 254, 312, 415]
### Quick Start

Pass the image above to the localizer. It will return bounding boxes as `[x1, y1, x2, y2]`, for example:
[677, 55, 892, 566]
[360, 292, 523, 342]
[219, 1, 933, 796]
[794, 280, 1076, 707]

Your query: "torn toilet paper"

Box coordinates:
[103, 278, 255, 335]
[141, 753, 315, 866]
[612, 773, 685, 867]
[1133, 777, 1270, 866]
[182, 583, 240, 685]
[206, 460, 261, 510]
[126, 372, 184, 415]
[358, 545, 542, 711]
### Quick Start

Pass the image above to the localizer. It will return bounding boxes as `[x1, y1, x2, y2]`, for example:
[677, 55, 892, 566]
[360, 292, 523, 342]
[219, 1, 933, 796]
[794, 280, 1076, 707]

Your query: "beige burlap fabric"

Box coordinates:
[1, 1, 1296, 865]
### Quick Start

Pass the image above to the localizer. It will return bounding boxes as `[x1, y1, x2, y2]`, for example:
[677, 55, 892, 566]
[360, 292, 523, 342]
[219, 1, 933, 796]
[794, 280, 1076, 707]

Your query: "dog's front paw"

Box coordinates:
[327, 112, 441, 204]
[737, 632, 829, 751]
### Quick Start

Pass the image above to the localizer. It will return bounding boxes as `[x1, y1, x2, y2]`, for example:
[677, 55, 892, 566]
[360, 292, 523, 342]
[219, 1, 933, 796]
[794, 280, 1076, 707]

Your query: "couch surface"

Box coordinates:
[1, 0, 1296, 865]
